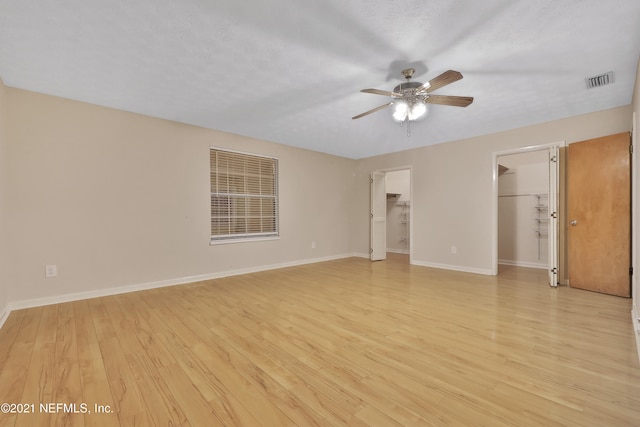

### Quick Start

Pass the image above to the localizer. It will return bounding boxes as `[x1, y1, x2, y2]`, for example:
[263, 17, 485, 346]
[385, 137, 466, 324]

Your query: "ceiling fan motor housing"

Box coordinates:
[393, 81, 425, 94]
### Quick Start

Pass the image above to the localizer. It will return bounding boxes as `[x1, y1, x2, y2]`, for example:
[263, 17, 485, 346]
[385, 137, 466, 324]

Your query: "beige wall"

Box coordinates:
[5, 88, 356, 304]
[0, 78, 8, 319]
[352, 105, 632, 273]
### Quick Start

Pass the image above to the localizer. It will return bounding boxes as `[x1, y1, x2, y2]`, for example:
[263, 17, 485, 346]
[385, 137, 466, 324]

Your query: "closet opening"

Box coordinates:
[370, 167, 412, 264]
[492, 143, 562, 286]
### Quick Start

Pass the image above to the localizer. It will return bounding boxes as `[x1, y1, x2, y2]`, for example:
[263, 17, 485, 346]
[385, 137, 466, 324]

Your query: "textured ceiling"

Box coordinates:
[1, 0, 639, 159]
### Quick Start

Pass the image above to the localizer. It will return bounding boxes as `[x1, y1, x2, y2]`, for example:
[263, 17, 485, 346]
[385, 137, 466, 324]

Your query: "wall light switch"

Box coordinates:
[451, 246, 457, 255]
[45, 265, 57, 278]
[311, 241, 317, 249]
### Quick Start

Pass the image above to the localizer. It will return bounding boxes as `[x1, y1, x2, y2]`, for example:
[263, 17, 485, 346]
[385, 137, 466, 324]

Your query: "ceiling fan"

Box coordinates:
[352, 68, 473, 126]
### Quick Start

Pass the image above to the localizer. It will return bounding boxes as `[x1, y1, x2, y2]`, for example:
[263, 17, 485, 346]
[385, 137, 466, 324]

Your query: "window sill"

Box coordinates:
[210, 236, 280, 245]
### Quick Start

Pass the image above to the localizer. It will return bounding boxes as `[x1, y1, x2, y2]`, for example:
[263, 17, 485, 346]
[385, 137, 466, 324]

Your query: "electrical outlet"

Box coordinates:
[45, 265, 57, 278]
[451, 246, 457, 255]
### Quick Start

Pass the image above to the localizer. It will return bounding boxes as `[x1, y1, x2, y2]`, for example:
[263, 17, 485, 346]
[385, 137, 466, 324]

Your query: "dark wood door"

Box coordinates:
[567, 132, 630, 297]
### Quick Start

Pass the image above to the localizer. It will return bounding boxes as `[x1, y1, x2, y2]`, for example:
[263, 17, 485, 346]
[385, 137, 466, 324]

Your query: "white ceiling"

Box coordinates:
[1, 1, 639, 159]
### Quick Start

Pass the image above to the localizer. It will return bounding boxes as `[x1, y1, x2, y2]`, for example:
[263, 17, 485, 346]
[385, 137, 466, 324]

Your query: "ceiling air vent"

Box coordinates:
[585, 71, 614, 89]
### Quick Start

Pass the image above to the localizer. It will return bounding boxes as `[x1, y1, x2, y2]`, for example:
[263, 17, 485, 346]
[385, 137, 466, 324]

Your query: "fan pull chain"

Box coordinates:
[398, 117, 411, 136]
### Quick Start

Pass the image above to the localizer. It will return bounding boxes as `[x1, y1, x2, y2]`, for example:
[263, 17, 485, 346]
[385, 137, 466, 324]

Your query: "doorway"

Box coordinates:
[497, 151, 550, 268]
[370, 167, 412, 263]
[492, 143, 561, 286]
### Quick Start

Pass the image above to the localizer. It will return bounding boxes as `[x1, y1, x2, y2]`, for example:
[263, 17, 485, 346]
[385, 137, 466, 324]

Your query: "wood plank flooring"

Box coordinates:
[1, 254, 639, 426]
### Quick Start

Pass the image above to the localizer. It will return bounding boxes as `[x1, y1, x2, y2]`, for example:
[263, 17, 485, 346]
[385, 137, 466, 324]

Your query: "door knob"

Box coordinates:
[570, 220, 577, 226]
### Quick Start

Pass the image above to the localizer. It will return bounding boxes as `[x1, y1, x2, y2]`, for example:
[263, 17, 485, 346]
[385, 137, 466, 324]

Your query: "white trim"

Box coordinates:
[370, 171, 387, 261]
[2, 253, 360, 315]
[0, 304, 10, 330]
[210, 235, 280, 245]
[498, 259, 548, 270]
[387, 248, 410, 254]
[633, 305, 640, 365]
[352, 252, 371, 259]
[632, 112, 638, 365]
[411, 259, 493, 276]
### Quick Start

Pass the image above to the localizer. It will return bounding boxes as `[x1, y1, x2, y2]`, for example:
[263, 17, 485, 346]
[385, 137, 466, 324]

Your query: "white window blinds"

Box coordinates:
[210, 148, 279, 242]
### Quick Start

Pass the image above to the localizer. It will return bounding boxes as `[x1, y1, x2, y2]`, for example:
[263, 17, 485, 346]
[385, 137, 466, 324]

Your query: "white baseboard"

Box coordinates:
[633, 305, 640, 365]
[3, 253, 362, 317]
[0, 304, 10, 331]
[411, 259, 493, 276]
[387, 248, 410, 254]
[498, 259, 548, 270]
[352, 252, 370, 259]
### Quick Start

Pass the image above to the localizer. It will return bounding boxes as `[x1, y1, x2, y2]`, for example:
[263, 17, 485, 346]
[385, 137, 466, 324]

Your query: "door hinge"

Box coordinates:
[370, 213, 373, 219]
[630, 267, 634, 275]
[630, 144, 634, 154]
[550, 212, 557, 218]
[370, 178, 374, 183]
[551, 267, 557, 274]
[370, 248, 373, 254]
[550, 155, 557, 162]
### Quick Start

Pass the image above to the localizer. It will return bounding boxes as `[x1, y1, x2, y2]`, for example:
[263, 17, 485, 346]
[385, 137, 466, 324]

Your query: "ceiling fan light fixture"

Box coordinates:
[392, 100, 409, 121]
[409, 101, 427, 121]
[392, 100, 427, 122]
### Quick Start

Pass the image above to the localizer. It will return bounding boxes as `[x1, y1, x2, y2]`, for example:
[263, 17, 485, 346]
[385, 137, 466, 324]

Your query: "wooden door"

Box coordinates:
[567, 132, 631, 297]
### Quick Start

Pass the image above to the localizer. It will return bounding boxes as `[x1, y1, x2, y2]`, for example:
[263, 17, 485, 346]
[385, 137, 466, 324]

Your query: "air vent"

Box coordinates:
[585, 71, 614, 89]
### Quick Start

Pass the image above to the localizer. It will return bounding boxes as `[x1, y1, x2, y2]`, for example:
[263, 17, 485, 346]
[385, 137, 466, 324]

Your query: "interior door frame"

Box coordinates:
[632, 113, 638, 303]
[370, 166, 413, 262]
[370, 171, 387, 261]
[630, 111, 640, 300]
[491, 142, 564, 279]
[632, 113, 639, 362]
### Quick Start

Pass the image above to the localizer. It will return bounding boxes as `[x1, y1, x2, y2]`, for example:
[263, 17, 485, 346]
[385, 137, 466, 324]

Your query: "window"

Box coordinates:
[210, 147, 279, 243]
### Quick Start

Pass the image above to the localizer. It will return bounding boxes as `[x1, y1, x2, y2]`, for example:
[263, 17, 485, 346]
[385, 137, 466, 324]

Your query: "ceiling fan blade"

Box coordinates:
[361, 88, 402, 97]
[426, 95, 474, 107]
[422, 70, 463, 93]
[352, 102, 393, 119]
[414, 81, 431, 93]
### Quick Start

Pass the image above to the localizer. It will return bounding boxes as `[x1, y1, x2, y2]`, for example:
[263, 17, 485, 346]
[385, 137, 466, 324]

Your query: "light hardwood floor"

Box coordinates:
[1, 254, 639, 426]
